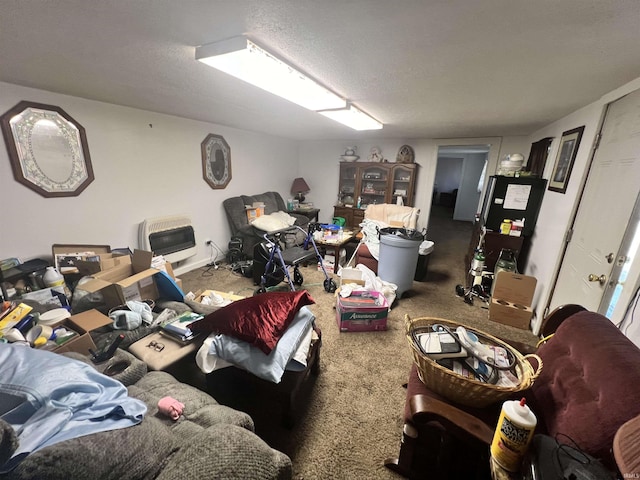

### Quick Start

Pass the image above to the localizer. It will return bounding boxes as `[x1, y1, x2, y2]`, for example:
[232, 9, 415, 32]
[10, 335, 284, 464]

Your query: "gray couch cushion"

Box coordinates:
[5, 416, 177, 480]
[155, 423, 292, 480]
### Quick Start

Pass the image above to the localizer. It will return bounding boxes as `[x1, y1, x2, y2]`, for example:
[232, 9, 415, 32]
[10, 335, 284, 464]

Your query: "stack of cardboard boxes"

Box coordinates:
[1, 247, 183, 356]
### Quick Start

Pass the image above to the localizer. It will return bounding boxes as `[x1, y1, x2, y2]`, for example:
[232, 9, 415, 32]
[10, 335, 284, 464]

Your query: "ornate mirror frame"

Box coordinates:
[201, 133, 231, 189]
[0, 100, 94, 197]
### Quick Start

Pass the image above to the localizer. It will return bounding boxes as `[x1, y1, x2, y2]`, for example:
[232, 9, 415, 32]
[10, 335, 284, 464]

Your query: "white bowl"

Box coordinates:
[340, 155, 359, 162]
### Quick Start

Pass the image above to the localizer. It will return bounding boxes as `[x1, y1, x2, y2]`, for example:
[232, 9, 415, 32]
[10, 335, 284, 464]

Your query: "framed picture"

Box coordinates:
[548, 126, 585, 194]
[201, 134, 231, 189]
[0, 100, 94, 197]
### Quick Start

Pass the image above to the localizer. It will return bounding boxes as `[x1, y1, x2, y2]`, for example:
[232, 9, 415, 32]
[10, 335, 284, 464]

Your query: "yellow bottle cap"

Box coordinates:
[34, 336, 47, 347]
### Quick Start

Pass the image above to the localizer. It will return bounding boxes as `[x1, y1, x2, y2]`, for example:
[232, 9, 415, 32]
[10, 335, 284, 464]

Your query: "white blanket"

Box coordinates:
[250, 211, 296, 232]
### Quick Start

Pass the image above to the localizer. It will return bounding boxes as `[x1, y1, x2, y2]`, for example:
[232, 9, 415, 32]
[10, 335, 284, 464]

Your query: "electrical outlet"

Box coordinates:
[205, 239, 212, 246]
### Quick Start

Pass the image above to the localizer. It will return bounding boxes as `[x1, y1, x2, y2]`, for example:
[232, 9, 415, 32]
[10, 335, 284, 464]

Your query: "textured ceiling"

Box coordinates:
[1, 0, 639, 141]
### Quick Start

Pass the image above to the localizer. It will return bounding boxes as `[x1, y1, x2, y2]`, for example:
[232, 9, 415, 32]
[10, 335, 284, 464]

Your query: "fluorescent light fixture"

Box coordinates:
[196, 36, 346, 111]
[318, 104, 383, 131]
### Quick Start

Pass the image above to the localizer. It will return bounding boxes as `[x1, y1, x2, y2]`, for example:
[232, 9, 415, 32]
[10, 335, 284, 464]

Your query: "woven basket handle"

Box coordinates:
[523, 354, 543, 382]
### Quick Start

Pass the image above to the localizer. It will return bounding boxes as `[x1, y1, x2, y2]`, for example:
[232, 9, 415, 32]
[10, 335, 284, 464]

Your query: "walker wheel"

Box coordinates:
[324, 279, 337, 293]
[455, 284, 465, 297]
[293, 267, 304, 286]
[254, 287, 267, 295]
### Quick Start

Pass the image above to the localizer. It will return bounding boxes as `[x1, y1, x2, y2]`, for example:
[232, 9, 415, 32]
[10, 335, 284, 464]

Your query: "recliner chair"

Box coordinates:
[384, 306, 640, 478]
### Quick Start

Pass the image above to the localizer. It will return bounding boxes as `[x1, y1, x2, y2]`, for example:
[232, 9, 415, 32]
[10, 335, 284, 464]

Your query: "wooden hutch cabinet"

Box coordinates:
[334, 162, 418, 227]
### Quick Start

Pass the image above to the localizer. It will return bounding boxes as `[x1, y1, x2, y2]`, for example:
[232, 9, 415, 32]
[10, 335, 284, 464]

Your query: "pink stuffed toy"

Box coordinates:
[158, 396, 185, 421]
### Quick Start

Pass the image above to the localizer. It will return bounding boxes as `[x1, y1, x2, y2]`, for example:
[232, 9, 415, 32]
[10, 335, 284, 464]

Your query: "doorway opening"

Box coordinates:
[431, 145, 489, 222]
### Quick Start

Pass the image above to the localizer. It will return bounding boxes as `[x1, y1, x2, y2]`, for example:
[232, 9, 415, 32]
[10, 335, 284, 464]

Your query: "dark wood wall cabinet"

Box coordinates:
[335, 162, 418, 227]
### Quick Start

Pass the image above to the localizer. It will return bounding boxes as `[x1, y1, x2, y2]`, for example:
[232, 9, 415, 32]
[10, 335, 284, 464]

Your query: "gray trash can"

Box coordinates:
[414, 240, 435, 281]
[378, 228, 424, 298]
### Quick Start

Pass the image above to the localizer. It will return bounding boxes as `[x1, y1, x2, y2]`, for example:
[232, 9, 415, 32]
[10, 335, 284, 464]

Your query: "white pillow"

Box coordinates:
[251, 211, 296, 232]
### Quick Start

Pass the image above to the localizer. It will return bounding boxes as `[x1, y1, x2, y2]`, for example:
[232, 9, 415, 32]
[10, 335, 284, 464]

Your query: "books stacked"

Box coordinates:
[159, 311, 203, 344]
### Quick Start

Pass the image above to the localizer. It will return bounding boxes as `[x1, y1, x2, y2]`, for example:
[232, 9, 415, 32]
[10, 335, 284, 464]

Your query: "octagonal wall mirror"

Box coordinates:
[0, 100, 94, 197]
[201, 133, 231, 189]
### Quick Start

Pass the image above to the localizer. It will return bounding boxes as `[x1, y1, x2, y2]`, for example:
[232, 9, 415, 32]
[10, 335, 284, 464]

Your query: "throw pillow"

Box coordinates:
[188, 290, 315, 354]
[250, 211, 296, 232]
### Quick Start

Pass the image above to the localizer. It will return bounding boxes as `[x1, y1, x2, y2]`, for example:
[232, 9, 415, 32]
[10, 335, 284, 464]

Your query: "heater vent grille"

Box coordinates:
[139, 215, 197, 263]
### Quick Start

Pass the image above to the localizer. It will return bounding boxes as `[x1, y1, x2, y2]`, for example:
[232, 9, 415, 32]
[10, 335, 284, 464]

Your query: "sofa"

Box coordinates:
[0, 346, 292, 480]
[223, 191, 310, 259]
[385, 308, 640, 478]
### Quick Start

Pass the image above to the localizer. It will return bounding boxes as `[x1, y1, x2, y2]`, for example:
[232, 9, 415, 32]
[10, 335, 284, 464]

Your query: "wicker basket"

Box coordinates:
[405, 315, 542, 408]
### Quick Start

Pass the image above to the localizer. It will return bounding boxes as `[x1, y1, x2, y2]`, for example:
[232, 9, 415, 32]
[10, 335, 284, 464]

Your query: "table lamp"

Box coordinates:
[291, 177, 310, 203]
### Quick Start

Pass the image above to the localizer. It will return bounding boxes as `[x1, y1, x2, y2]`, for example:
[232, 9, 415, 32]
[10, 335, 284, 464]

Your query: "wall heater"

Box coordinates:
[139, 214, 197, 264]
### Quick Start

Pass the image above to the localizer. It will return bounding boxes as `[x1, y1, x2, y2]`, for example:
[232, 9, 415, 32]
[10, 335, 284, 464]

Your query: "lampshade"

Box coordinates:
[291, 177, 310, 194]
[196, 36, 346, 112]
[318, 104, 383, 131]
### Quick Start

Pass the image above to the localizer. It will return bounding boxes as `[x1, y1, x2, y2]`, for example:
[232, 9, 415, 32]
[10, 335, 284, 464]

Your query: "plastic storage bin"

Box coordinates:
[378, 228, 424, 298]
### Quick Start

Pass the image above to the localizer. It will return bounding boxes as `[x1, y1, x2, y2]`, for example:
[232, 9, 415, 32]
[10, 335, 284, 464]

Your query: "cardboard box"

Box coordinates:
[245, 204, 264, 223]
[79, 250, 162, 308]
[52, 309, 112, 355]
[489, 272, 537, 329]
[75, 253, 131, 276]
[339, 267, 366, 287]
[196, 289, 245, 304]
[52, 244, 111, 274]
[336, 290, 389, 332]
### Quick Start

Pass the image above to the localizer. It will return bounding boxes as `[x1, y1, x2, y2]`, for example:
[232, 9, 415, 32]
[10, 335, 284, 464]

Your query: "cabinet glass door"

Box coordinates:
[360, 166, 388, 208]
[393, 165, 414, 205]
[338, 164, 358, 206]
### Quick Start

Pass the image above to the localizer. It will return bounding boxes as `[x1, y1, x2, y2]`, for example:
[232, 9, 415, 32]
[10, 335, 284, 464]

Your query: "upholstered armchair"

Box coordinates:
[355, 204, 420, 274]
[223, 191, 310, 259]
[385, 307, 640, 478]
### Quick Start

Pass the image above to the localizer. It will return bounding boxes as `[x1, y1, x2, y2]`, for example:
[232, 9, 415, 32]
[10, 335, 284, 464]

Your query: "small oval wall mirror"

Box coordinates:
[0, 101, 94, 197]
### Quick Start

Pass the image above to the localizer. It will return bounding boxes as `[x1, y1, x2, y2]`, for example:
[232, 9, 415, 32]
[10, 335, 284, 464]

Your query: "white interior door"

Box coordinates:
[551, 88, 640, 315]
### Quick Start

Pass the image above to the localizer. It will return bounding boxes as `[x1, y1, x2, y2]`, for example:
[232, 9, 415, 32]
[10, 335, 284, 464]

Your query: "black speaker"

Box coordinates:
[227, 236, 245, 264]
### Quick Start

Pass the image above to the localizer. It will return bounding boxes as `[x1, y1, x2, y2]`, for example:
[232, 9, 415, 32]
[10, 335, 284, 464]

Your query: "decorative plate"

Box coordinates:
[396, 145, 415, 163]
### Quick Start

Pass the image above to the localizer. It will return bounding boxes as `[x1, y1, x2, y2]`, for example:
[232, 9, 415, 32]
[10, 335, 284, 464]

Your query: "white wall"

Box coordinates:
[434, 157, 463, 195]
[454, 153, 486, 222]
[0, 82, 300, 275]
[526, 77, 640, 333]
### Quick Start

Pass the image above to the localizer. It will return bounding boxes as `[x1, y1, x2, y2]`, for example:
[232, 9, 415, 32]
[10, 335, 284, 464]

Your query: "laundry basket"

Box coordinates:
[405, 315, 542, 408]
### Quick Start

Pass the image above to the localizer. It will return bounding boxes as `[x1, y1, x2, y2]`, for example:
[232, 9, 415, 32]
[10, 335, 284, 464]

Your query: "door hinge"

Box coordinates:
[593, 132, 602, 151]
[565, 228, 573, 243]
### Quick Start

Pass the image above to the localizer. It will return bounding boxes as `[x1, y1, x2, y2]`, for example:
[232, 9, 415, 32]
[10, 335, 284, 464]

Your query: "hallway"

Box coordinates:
[424, 204, 473, 286]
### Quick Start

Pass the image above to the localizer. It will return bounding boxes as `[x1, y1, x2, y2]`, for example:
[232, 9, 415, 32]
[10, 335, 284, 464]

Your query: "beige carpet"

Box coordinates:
[176, 206, 538, 479]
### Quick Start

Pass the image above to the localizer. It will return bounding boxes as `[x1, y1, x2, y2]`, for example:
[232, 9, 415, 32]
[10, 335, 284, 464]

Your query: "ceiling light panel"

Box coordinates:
[196, 36, 346, 111]
[319, 104, 383, 131]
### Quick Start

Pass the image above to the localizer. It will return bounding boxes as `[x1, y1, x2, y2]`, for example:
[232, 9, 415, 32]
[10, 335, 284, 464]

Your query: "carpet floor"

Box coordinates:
[175, 206, 538, 479]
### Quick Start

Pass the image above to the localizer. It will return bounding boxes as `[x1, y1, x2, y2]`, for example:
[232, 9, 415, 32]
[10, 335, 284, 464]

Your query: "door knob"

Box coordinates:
[588, 274, 607, 286]
[605, 252, 614, 264]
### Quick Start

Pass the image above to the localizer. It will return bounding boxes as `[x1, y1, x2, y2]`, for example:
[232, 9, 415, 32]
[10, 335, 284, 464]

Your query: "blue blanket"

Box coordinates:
[0, 344, 146, 472]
